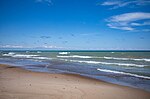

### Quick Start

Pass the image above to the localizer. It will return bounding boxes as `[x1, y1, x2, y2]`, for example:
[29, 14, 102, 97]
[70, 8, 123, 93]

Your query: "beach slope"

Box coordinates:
[0, 64, 150, 99]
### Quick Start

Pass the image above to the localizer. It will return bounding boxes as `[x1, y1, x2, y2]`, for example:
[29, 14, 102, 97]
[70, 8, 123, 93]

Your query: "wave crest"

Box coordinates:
[97, 68, 150, 79]
[59, 52, 70, 55]
[61, 59, 147, 67]
[57, 55, 150, 62]
[57, 55, 92, 58]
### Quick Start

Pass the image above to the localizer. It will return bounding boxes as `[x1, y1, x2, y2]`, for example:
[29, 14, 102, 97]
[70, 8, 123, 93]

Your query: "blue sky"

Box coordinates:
[0, 0, 150, 50]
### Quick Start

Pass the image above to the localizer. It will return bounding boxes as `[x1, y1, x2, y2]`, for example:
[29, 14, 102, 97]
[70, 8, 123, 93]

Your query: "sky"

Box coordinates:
[0, 0, 150, 50]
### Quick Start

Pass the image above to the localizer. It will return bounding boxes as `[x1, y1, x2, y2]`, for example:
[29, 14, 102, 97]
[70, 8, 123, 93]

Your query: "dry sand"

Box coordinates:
[0, 64, 150, 99]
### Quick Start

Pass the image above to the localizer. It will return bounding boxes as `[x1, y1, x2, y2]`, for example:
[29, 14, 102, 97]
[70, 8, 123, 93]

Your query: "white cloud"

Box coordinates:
[100, 0, 150, 9]
[130, 22, 141, 26]
[101, 1, 121, 6]
[106, 12, 150, 31]
[107, 24, 134, 31]
[35, 0, 53, 6]
[0, 45, 23, 48]
[42, 45, 63, 49]
[108, 12, 150, 22]
[0, 44, 64, 49]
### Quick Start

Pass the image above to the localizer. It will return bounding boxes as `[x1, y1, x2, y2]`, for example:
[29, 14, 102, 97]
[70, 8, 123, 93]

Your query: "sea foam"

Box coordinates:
[61, 59, 147, 67]
[2, 52, 15, 56]
[2, 52, 52, 60]
[103, 56, 150, 62]
[97, 68, 150, 79]
[57, 54, 150, 62]
[57, 55, 92, 58]
[31, 56, 51, 60]
[59, 52, 70, 55]
[12, 54, 39, 58]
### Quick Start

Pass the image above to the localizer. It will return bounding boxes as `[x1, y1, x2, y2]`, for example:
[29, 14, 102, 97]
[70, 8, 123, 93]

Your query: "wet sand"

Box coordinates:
[0, 64, 150, 99]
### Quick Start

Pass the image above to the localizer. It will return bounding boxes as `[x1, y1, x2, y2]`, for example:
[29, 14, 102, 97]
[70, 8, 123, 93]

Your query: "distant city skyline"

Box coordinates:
[0, 0, 150, 50]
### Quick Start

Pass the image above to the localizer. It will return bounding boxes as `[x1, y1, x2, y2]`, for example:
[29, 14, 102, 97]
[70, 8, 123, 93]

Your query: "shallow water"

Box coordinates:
[0, 50, 150, 91]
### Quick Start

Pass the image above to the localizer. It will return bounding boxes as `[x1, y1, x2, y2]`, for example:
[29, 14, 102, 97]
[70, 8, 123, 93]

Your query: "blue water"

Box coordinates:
[0, 50, 150, 91]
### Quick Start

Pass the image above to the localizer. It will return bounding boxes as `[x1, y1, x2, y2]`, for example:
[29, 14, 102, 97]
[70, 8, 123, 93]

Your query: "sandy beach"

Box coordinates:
[0, 64, 150, 99]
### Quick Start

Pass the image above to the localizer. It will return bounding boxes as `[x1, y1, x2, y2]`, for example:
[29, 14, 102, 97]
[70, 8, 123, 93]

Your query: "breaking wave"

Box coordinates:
[2, 52, 15, 56]
[2, 52, 51, 60]
[57, 55, 92, 58]
[61, 59, 147, 67]
[59, 52, 70, 55]
[103, 56, 150, 62]
[97, 68, 150, 79]
[57, 55, 150, 62]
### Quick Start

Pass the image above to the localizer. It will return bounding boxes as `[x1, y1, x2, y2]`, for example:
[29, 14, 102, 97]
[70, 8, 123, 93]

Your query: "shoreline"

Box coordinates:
[0, 64, 150, 99]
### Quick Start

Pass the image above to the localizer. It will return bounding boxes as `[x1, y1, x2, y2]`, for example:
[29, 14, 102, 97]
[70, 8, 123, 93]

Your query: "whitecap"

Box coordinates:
[97, 68, 150, 79]
[59, 52, 70, 55]
[57, 54, 150, 62]
[2, 52, 15, 56]
[61, 59, 147, 67]
[12, 54, 39, 58]
[57, 55, 93, 58]
[102, 56, 150, 62]
[37, 51, 41, 53]
[32, 57, 51, 60]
